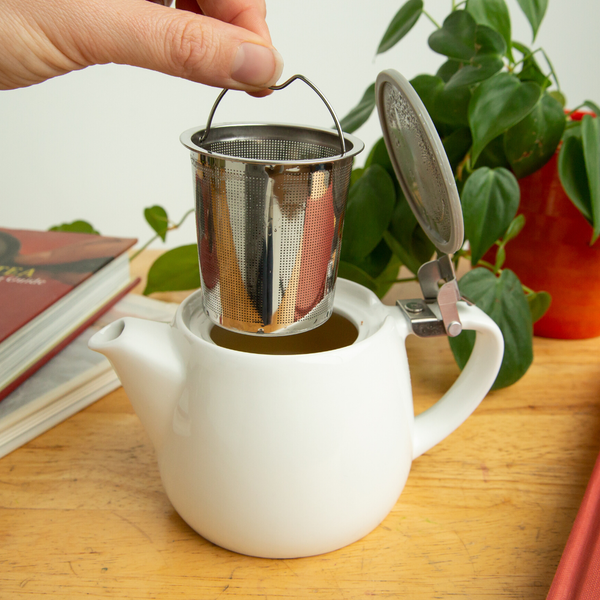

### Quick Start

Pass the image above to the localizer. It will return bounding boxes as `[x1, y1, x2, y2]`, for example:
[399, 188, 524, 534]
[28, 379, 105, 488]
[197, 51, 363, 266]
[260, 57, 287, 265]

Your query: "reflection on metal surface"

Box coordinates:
[183, 123, 363, 336]
[398, 255, 463, 338]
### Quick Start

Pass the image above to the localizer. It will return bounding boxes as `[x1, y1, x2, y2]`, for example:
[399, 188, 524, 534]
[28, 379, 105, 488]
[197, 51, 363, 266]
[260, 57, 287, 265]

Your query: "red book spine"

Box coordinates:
[547, 449, 600, 600]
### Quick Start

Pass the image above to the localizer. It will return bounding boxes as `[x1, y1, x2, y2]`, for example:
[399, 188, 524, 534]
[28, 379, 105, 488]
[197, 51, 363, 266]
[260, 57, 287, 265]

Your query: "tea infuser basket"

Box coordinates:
[181, 75, 364, 336]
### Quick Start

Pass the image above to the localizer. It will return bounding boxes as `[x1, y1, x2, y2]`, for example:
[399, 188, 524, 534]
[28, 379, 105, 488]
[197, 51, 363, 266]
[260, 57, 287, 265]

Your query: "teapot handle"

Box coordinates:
[410, 302, 504, 459]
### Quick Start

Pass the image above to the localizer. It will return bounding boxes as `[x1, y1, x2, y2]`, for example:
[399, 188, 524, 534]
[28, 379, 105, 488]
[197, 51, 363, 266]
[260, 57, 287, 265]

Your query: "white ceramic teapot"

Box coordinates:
[89, 274, 503, 558]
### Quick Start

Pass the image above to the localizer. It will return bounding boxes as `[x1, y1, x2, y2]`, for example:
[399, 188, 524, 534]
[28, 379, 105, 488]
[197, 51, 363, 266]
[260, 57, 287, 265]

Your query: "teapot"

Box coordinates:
[89, 273, 503, 558]
[88, 70, 504, 558]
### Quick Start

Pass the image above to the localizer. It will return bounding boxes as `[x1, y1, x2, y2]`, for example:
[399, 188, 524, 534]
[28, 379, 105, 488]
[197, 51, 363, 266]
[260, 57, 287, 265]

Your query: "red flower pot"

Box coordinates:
[499, 152, 600, 339]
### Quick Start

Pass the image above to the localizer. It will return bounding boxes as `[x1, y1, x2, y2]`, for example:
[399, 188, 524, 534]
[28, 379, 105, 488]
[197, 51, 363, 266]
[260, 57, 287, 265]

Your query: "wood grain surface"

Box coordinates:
[1, 253, 599, 599]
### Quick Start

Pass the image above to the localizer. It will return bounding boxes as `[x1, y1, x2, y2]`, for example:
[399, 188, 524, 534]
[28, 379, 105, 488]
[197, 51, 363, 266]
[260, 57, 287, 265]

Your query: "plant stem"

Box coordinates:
[129, 233, 160, 261]
[423, 10, 441, 29]
[567, 104, 585, 117]
[456, 152, 472, 181]
[540, 48, 561, 91]
[176, 208, 195, 226]
[395, 276, 418, 283]
[130, 208, 195, 261]
[478, 259, 499, 273]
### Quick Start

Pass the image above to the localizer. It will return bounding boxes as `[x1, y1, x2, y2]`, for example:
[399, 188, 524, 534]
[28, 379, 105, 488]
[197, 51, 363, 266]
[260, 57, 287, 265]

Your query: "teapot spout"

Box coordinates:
[88, 317, 189, 453]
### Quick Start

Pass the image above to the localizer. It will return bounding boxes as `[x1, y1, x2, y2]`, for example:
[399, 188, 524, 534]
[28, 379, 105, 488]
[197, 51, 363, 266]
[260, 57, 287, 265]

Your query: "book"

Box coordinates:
[546, 448, 600, 600]
[0, 279, 139, 400]
[0, 293, 179, 459]
[0, 227, 137, 399]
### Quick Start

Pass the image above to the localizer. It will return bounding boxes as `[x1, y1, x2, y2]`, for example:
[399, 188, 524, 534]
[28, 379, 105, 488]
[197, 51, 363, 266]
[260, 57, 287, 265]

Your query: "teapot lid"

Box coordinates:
[375, 69, 464, 255]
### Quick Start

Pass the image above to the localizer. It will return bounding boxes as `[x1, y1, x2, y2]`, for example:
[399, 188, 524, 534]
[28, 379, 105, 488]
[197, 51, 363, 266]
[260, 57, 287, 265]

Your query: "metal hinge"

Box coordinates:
[397, 255, 465, 338]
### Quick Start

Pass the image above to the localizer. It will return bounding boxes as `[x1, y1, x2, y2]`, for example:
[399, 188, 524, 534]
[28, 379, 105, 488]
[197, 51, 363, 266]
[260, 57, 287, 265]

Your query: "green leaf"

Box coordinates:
[364, 137, 402, 197]
[340, 84, 376, 133]
[144, 205, 169, 242]
[461, 167, 520, 265]
[468, 73, 542, 163]
[515, 0, 548, 40]
[143, 244, 200, 295]
[511, 40, 529, 55]
[495, 245, 506, 270]
[385, 193, 435, 275]
[474, 134, 511, 170]
[548, 90, 566, 107]
[377, 0, 423, 54]
[437, 60, 461, 83]
[504, 92, 566, 179]
[49, 220, 100, 235]
[373, 253, 403, 298]
[558, 133, 593, 222]
[466, 0, 512, 59]
[428, 10, 478, 60]
[350, 168, 364, 187]
[443, 127, 473, 171]
[526, 290, 552, 323]
[503, 214, 526, 244]
[337, 261, 378, 293]
[428, 10, 506, 76]
[583, 100, 600, 117]
[341, 164, 396, 261]
[449, 267, 533, 390]
[445, 54, 504, 90]
[365, 137, 396, 181]
[410, 74, 471, 128]
[338, 253, 402, 299]
[410, 74, 445, 117]
[581, 114, 600, 243]
[516, 44, 551, 89]
[350, 239, 393, 280]
[437, 86, 473, 129]
[443, 24, 506, 90]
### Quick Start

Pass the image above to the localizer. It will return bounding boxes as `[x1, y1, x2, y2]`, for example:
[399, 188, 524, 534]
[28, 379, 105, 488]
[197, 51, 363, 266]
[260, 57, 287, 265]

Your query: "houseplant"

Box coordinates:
[330, 0, 600, 387]
[53, 0, 600, 389]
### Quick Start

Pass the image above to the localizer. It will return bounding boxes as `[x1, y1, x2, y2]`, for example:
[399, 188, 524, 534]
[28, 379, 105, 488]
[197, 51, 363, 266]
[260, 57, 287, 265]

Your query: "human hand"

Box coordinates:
[0, 0, 283, 92]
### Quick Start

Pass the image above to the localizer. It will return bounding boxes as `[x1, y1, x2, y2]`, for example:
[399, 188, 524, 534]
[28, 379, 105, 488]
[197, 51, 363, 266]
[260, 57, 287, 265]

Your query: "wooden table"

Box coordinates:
[1, 254, 599, 599]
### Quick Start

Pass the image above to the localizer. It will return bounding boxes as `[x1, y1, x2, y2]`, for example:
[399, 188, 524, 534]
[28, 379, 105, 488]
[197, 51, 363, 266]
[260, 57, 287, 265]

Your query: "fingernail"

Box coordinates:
[231, 43, 283, 87]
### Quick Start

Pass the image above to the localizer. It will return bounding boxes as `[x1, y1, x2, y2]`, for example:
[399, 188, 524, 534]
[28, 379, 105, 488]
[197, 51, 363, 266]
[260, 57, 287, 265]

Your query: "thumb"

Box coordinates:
[67, 0, 284, 91]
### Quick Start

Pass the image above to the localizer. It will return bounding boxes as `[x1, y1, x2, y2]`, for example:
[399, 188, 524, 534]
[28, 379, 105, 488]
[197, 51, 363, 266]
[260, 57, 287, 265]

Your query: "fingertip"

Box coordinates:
[230, 43, 283, 88]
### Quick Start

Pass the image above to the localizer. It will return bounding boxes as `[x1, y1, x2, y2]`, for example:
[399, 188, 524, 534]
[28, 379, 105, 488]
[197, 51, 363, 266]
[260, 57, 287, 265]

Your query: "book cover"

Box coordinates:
[0, 228, 136, 344]
[546, 449, 600, 600]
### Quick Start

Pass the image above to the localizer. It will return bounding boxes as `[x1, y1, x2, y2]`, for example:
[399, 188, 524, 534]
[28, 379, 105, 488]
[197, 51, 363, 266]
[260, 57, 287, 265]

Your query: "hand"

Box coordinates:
[0, 0, 283, 92]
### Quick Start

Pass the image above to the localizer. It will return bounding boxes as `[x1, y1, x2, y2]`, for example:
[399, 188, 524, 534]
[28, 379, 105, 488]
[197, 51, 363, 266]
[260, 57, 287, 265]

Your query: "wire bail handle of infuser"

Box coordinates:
[197, 74, 347, 155]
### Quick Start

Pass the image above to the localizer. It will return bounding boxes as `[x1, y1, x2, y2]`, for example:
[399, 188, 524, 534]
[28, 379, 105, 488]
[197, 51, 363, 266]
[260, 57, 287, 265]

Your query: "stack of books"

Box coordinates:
[0, 293, 178, 458]
[0, 227, 137, 400]
[0, 226, 181, 458]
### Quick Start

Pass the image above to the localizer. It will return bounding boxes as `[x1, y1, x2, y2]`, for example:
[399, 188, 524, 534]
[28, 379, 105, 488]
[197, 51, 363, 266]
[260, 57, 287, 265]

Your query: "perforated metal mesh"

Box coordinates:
[381, 81, 454, 249]
[205, 139, 339, 162]
[189, 124, 356, 335]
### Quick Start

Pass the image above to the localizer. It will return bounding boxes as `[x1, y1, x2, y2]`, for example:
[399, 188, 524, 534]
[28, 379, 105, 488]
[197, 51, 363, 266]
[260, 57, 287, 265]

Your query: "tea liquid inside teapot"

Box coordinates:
[210, 312, 358, 355]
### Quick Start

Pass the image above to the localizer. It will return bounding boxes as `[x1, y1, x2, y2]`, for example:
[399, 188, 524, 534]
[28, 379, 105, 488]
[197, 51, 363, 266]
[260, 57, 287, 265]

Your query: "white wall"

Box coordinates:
[2, 0, 599, 248]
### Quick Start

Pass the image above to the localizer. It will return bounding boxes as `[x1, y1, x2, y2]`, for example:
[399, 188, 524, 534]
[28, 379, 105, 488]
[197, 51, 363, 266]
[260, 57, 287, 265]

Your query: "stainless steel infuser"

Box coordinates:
[181, 75, 364, 336]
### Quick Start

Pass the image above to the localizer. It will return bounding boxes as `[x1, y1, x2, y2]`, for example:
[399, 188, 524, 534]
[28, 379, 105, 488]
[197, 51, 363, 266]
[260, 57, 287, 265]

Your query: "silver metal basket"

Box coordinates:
[181, 75, 364, 336]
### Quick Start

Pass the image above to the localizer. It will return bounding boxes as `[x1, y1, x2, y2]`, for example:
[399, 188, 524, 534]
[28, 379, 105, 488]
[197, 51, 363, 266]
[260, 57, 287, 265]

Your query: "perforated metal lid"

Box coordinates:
[375, 69, 464, 255]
